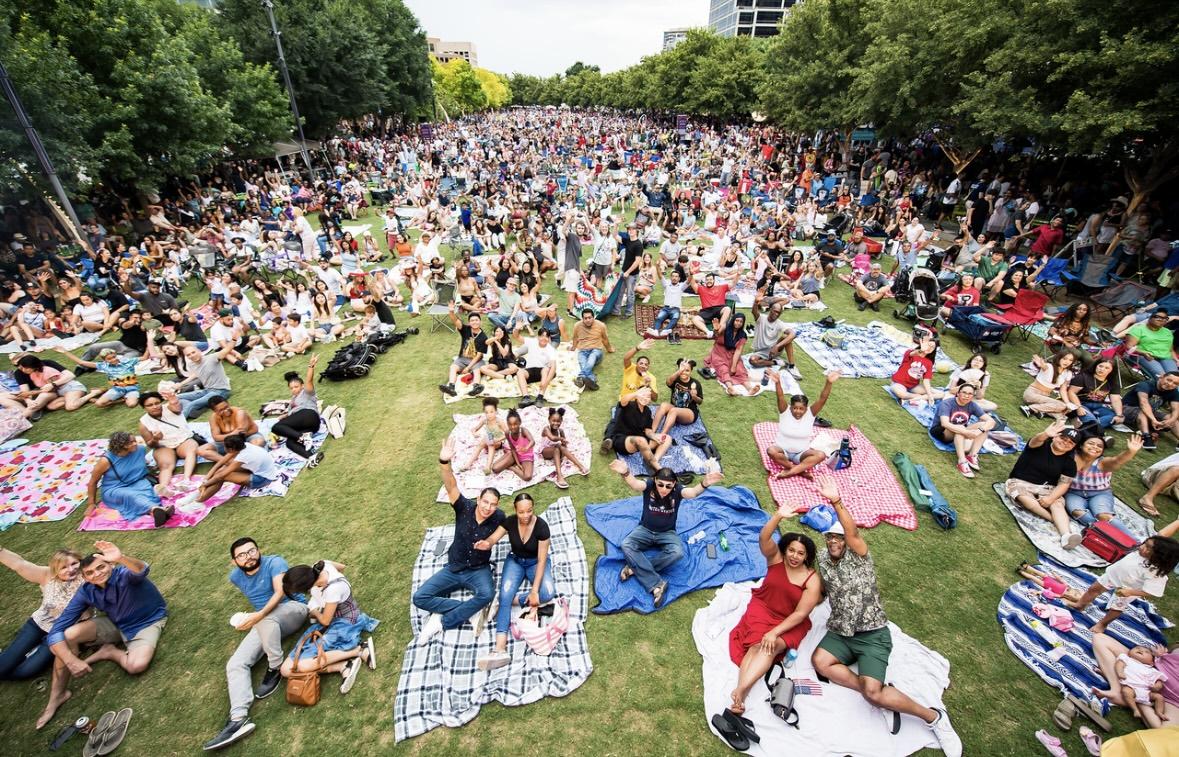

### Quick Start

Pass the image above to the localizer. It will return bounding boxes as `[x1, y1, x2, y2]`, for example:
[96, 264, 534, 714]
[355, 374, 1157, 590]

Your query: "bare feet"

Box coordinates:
[35, 689, 70, 729]
[1091, 623, 1108, 635]
[1138, 496, 1160, 517]
[729, 688, 746, 715]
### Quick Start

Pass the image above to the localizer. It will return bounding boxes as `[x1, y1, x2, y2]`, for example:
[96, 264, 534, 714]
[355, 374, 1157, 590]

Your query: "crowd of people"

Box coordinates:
[2, 107, 1178, 753]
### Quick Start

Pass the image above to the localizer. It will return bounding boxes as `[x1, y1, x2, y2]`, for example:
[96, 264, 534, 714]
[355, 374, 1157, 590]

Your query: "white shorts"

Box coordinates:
[562, 269, 580, 293]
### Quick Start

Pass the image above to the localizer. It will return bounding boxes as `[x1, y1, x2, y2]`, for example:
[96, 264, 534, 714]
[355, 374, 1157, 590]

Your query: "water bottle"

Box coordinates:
[784, 648, 798, 668]
[687, 530, 706, 545]
[718, 531, 729, 552]
[761, 371, 769, 387]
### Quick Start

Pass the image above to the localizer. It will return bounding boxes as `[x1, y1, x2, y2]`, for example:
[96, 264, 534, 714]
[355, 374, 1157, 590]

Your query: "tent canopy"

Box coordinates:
[273, 140, 322, 159]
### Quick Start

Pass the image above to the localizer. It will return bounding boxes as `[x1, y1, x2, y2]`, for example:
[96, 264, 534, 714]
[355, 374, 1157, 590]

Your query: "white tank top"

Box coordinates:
[775, 408, 815, 455]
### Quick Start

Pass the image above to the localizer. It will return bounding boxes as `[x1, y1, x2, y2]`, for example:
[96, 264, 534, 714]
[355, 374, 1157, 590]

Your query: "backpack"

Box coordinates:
[764, 662, 800, 728]
[322, 405, 347, 439]
[320, 342, 377, 381]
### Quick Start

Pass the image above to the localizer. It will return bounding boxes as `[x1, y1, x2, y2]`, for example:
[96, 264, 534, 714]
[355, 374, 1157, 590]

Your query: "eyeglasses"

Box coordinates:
[654, 481, 675, 490]
[233, 546, 260, 560]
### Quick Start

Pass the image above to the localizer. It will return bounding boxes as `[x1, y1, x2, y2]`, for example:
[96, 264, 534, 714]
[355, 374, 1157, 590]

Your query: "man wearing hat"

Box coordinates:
[1003, 419, 1082, 549]
[809, 473, 962, 755]
[121, 275, 178, 325]
[816, 231, 846, 276]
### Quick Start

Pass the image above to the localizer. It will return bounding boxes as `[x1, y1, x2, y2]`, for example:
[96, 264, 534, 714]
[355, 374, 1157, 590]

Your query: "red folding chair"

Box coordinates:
[981, 289, 1050, 341]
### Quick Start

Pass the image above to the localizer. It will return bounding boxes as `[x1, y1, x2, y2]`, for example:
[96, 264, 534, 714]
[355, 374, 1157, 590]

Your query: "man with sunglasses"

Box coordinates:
[204, 538, 309, 750]
[608, 460, 723, 608]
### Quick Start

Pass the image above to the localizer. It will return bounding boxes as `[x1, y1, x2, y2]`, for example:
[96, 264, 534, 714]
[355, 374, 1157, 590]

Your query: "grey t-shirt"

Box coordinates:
[290, 389, 317, 413]
[194, 355, 230, 392]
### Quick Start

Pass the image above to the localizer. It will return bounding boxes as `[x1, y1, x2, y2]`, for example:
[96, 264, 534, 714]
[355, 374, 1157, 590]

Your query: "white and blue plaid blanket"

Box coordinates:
[793, 322, 959, 379]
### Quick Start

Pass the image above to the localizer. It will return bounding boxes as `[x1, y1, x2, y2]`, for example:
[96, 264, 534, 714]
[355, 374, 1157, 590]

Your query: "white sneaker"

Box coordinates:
[786, 364, 802, 380]
[704, 329, 714, 339]
[416, 613, 444, 645]
[1061, 532, 1082, 550]
[476, 650, 510, 671]
[339, 658, 361, 694]
[174, 491, 202, 512]
[927, 708, 962, 757]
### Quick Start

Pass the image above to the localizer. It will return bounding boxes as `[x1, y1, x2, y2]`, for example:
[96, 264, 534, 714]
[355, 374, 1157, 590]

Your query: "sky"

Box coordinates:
[403, 0, 708, 76]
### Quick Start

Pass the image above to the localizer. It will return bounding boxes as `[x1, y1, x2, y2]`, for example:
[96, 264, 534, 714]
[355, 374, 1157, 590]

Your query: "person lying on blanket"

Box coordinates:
[138, 390, 203, 497]
[1066, 518, 1179, 634]
[931, 383, 996, 480]
[889, 334, 944, 406]
[726, 512, 820, 715]
[607, 459, 724, 608]
[1091, 632, 1179, 727]
[808, 474, 962, 756]
[767, 369, 840, 479]
[86, 431, 174, 528]
[37, 541, 167, 730]
[601, 387, 674, 472]
[203, 537, 310, 751]
[703, 313, 763, 397]
[1004, 420, 1083, 550]
[473, 492, 556, 671]
[653, 359, 703, 436]
[514, 326, 557, 408]
[538, 407, 588, 490]
[197, 395, 267, 463]
[414, 438, 506, 643]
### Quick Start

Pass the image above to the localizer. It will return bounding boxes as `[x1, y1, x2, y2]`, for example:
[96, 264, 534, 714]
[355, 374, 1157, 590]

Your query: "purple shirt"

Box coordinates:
[47, 565, 167, 646]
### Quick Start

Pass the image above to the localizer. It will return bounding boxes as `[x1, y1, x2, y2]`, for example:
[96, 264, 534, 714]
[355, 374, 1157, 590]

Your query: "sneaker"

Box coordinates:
[299, 433, 314, 451]
[1143, 437, 1158, 451]
[585, 377, 599, 391]
[534, 394, 546, 407]
[652, 580, 669, 608]
[965, 454, 981, 471]
[928, 709, 962, 757]
[1061, 532, 1082, 550]
[644, 328, 660, 337]
[518, 395, 536, 408]
[704, 329, 714, 339]
[786, 363, 802, 380]
[870, 301, 880, 311]
[857, 300, 868, 311]
[306, 451, 325, 468]
[814, 416, 833, 428]
[416, 613, 444, 645]
[1111, 423, 1133, 433]
[468, 383, 484, 397]
[619, 564, 635, 582]
[956, 462, 975, 479]
[476, 650, 510, 671]
[600, 438, 615, 455]
[254, 668, 282, 699]
[439, 383, 457, 397]
[339, 658, 361, 694]
[1020, 404, 1033, 418]
[203, 719, 256, 751]
[574, 376, 585, 388]
[364, 636, 376, 670]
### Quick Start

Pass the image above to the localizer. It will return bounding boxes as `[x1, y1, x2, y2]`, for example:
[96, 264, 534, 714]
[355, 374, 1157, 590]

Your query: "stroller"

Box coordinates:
[947, 305, 1010, 354]
[892, 267, 942, 328]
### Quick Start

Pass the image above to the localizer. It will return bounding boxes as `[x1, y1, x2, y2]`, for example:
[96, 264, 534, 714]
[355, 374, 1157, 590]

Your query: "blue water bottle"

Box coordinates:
[785, 649, 798, 668]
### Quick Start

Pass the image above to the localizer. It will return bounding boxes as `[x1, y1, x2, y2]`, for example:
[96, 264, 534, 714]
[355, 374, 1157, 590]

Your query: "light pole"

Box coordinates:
[260, 0, 314, 179]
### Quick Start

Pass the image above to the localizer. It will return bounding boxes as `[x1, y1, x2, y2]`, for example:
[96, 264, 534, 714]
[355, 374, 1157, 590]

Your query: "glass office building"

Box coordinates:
[708, 0, 797, 38]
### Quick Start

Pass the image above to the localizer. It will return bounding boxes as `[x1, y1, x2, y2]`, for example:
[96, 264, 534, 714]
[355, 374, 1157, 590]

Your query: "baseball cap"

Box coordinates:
[218, 308, 233, 317]
[1059, 428, 1080, 443]
[824, 521, 846, 537]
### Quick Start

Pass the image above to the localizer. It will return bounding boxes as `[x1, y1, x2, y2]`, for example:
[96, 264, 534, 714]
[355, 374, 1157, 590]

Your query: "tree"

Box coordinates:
[433, 59, 487, 116]
[564, 61, 600, 78]
[474, 68, 511, 109]
[685, 36, 766, 120]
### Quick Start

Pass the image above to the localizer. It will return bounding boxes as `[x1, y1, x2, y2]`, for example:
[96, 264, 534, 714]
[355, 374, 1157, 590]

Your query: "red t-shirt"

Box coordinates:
[1029, 225, 1065, 255]
[698, 283, 730, 309]
[942, 286, 980, 307]
[892, 349, 934, 390]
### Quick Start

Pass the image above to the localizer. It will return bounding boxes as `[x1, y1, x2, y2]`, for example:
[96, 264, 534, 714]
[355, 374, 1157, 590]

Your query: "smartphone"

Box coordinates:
[706, 543, 717, 560]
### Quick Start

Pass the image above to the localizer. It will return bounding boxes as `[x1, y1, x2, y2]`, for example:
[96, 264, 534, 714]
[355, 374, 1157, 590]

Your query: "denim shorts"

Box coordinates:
[248, 473, 275, 489]
[101, 385, 139, 401]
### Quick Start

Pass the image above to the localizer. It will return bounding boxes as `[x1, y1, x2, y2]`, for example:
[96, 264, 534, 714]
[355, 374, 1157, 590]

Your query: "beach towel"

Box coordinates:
[714, 356, 803, 398]
[77, 477, 240, 531]
[436, 405, 591, 502]
[695, 585, 958, 757]
[0, 331, 100, 355]
[884, 387, 1025, 455]
[793, 322, 958, 379]
[0, 439, 107, 524]
[752, 423, 918, 531]
[443, 348, 584, 405]
[393, 497, 592, 741]
[615, 414, 719, 477]
[992, 483, 1156, 568]
[586, 485, 769, 614]
[0, 408, 31, 443]
[998, 555, 1173, 715]
[184, 420, 326, 498]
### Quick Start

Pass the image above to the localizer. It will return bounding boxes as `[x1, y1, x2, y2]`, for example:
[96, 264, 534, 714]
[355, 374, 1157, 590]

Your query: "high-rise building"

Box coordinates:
[708, 0, 798, 38]
[427, 37, 478, 67]
[662, 27, 692, 51]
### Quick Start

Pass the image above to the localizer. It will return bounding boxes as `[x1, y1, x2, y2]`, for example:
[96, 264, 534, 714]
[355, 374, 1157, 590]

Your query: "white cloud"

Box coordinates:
[403, 0, 708, 75]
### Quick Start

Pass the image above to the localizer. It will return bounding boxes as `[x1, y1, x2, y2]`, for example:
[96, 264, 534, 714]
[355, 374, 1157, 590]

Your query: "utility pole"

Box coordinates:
[0, 58, 89, 250]
[261, 0, 315, 180]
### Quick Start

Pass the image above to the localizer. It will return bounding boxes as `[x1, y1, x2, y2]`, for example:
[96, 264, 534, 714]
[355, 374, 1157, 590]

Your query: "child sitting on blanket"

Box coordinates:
[539, 408, 587, 490]
[458, 397, 509, 475]
[1116, 645, 1170, 728]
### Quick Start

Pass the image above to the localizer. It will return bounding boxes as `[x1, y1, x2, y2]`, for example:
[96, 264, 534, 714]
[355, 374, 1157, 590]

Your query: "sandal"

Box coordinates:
[721, 708, 760, 744]
[710, 713, 750, 751]
[82, 711, 116, 757]
[1138, 497, 1160, 517]
[96, 707, 132, 756]
[1065, 694, 1111, 732]
[1078, 725, 1102, 756]
[1035, 729, 1067, 757]
[1052, 697, 1075, 730]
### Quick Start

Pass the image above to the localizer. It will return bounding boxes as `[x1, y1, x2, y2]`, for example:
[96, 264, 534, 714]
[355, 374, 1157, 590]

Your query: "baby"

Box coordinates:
[1116, 645, 1169, 727]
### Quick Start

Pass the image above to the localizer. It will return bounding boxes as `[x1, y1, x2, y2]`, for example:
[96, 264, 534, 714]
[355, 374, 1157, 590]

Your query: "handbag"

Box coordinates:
[285, 631, 325, 706]
[1080, 521, 1137, 562]
[510, 596, 570, 656]
[763, 662, 800, 728]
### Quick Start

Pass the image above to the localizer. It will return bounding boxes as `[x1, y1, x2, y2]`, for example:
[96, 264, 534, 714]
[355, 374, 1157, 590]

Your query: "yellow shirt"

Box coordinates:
[620, 364, 653, 400]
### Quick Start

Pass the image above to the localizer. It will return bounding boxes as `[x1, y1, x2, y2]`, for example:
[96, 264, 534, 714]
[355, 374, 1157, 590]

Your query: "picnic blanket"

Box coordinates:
[753, 423, 918, 531]
[695, 586, 957, 757]
[793, 322, 959, 379]
[0, 331, 100, 355]
[393, 497, 592, 741]
[713, 356, 803, 398]
[633, 302, 710, 340]
[243, 420, 326, 498]
[77, 477, 240, 531]
[0, 407, 31, 443]
[884, 387, 1026, 455]
[0, 439, 107, 524]
[615, 413, 718, 477]
[586, 485, 769, 614]
[436, 405, 591, 502]
[998, 554, 1173, 715]
[991, 483, 1156, 568]
[443, 348, 584, 405]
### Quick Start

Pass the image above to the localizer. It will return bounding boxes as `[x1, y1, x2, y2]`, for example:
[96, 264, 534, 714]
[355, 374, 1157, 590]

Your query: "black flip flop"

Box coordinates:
[887, 709, 901, 735]
[711, 713, 750, 751]
[96, 707, 132, 755]
[722, 708, 760, 744]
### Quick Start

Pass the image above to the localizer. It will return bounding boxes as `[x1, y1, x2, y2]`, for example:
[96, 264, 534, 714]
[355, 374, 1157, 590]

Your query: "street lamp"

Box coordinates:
[260, 0, 314, 179]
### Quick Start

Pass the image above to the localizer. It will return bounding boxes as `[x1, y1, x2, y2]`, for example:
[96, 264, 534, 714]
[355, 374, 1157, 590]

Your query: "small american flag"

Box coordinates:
[793, 678, 824, 696]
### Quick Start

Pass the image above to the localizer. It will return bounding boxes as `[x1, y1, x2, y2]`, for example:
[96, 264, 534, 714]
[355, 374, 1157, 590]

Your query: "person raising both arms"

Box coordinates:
[767, 370, 840, 479]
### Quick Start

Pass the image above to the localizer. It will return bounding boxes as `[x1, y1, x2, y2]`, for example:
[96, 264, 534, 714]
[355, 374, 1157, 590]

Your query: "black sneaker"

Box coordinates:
[534, 394, 546, 408]
[870, 301, 880, 311]
[254, 668, 281, 699]
[857, 300, 868, 311]
[468, 383, 484, 397]
[585, 377, 599, 391]
[600, 438, 615, 455]
[518, 395, 536, 408]
[574, 376, 585, 388]
[1143, 438, 1158, 451]
[203, 719, 256, 751]
[439, 383, 457, 397]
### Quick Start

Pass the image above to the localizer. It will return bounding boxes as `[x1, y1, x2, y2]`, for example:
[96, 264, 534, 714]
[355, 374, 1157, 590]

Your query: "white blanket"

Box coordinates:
[693, 583, 957, 757]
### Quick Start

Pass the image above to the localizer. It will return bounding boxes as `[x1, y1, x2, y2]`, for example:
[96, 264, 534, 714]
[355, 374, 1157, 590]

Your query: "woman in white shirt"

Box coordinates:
[71, 293, 109, 333]
[766, 371, 840, 479]
[138, 389, 200, 495]
[1021, 351, 1078, 419]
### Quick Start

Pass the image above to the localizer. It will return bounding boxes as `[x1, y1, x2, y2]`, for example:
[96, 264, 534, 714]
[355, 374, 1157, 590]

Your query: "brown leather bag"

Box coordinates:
[285, 631, 325, 706]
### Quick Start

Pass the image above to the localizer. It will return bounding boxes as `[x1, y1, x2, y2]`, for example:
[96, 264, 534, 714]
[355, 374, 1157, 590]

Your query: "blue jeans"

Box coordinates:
[653, 306, 680, 333]
[488, 312, 517, 331]
[621, 525, 684, 592]
[495, 555, 556, 634]
[613, 275, 637, 316]
[179, 388, 231, 419]
[1080, 402, 1117, 429]
[578, 348, 604, 382]
[0, 617, 52, 680]
[412, 565, 495, 630]
[1066, 489, 1131, 533]
[1131, 354, 1177, 378]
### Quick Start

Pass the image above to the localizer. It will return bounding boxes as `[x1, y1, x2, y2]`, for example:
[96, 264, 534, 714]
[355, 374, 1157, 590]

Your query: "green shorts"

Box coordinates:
[817, 626, 893, 682]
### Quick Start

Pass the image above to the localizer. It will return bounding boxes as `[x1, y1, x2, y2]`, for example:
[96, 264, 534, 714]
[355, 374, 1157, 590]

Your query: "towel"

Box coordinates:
[884, 386, 1025, 455]
[715, 356, 803, 398]
[443, 348, 584, 405]
[0, 439, 108, 524]
[78, 477, 240, 531]
[793, 322, 958, 379]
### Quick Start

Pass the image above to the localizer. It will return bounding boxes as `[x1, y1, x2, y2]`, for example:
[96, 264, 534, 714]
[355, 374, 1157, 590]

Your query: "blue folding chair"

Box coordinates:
[1034, 258, 1070, 299]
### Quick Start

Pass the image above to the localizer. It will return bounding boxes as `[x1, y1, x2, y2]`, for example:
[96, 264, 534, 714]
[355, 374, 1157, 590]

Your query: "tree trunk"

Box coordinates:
[1104, 138, 1179, 255]
[840, 127, 854, 163]
[930, 131, 981, 175]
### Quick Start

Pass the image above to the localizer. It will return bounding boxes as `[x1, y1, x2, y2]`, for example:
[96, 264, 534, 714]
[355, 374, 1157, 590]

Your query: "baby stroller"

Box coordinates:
[892, 267, 941, 328]
[947, 305, 1010, 354]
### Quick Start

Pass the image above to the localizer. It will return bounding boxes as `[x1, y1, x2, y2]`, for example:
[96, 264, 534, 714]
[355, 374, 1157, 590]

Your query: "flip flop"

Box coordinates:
[1035, 729, 1067, 757]
[1065, 695, 1111, 732]
[721, 708, 760, 744]
[96, 708, 132, 755]
[711, 713, 750, 751]
[1078, 726, 1102, 756]
[81, 711, 116, 757]
[1052, 697, 1075, 730]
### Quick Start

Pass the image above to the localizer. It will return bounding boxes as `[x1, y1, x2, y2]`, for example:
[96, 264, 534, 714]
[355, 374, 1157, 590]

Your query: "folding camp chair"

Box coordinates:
[1033, 258, 1070, 299]
[1090, 280, 1156, 320]
[1062, 252, 1118, 292]
[982, 289, 1050, 341]
[427, 281, 457, 333]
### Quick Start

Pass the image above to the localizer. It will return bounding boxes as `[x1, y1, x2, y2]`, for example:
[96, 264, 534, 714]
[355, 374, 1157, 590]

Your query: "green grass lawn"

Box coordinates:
[1, 214, 1176, 755]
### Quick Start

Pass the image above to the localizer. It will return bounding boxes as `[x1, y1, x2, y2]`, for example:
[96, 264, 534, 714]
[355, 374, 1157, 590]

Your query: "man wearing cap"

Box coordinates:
[121, 276, 178, 325]
[55, 347, 141, 408]
[809, 473, 962, 756]
[1004, 420, 1082, 549]
[816, 231, 846, 276]
[853, 262, 891, 311]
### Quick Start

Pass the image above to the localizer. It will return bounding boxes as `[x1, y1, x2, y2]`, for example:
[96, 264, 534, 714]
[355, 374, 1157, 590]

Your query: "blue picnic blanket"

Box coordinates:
[793, 322, 958, 379]
[998, 554, 1173, 714]
[615, 414, 717, 476]
[585, 485, 769, 614]
[883, 386, 1025, 455]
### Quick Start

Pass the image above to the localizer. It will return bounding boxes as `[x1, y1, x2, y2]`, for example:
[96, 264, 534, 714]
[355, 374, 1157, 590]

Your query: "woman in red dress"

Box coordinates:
[728, 502, 821, 714]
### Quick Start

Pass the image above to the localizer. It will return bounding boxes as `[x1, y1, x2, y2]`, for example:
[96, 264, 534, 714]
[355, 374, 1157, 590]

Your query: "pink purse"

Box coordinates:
[510, 596, 570, 655]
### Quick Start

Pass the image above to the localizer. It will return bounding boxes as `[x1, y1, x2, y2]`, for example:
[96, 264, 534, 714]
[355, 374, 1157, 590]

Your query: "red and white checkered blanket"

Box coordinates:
[751, 423, 917, 531]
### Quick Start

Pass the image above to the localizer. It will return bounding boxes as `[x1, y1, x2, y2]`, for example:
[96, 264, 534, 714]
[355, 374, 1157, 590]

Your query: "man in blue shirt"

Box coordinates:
[204, 538, 309, 751]
[930, 383, 996, 479]
[37, 541, 166, 730]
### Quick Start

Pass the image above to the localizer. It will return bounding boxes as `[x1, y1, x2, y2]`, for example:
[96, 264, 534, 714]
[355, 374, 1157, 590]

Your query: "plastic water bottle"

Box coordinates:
[784, 649, 798, 669]
[687, 530, 706, 545]
[718, 531, 729, 552]
[761, 371, 769, 387]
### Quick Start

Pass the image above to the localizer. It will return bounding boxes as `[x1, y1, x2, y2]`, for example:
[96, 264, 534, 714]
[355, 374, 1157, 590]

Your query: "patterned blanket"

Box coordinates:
[0, 439, 107, 525]
[0, 331, 100, 355]
[752, 423, 918, 531]
[884, 387, 1026, 455]
[393, 497, 592, 741]
[793, 322, 959, 379]
[615, 413, 718, 477]
[78, 476, 240, 531]
[185, 420, 327, 498]
[436, 405, 591, 502]
[443, 348, 584, 405]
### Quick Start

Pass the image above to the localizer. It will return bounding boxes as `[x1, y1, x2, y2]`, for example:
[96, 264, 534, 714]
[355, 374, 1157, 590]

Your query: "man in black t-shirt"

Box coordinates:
[79, 310, 148, 362]
[613, 225, 644, 318]
[414, 438, 506, 643]
[439, 305, 487, 397]
[607, 460, 723, 607]
[1121, 372, 1179, 449]
[1003, 421, 1081, 549]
